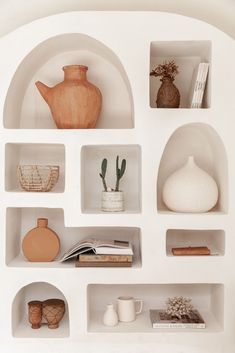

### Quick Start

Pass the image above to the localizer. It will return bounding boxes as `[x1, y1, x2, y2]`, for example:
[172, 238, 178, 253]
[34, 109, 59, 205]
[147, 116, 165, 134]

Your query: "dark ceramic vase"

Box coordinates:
[156, 77, 180, 108]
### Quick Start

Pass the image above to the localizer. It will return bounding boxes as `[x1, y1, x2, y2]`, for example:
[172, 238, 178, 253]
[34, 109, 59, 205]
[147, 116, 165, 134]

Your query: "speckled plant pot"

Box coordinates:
[101, 191, 124, 212]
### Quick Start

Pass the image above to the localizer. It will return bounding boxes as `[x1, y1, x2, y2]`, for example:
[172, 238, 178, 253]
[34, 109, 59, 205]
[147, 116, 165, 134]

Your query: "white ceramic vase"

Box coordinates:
[162, 155, 219, 213]
[101, 191, 124, 212]
[102, 303, 118, 327]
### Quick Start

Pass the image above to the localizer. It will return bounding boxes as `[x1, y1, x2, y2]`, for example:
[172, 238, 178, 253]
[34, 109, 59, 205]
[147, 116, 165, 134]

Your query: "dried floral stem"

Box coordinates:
[150, 60, 179, 81]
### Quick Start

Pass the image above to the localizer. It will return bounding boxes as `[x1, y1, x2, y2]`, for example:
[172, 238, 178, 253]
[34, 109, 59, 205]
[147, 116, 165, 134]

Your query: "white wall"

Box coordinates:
[0, 0, 235, 39]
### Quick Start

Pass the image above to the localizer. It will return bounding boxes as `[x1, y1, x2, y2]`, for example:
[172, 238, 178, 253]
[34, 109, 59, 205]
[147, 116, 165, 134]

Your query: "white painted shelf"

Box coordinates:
[0, 10, 235, 353]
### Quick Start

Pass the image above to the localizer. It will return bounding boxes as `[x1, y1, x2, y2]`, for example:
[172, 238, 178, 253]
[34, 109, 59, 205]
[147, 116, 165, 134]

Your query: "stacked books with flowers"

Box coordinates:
[59, 238, 133, 267]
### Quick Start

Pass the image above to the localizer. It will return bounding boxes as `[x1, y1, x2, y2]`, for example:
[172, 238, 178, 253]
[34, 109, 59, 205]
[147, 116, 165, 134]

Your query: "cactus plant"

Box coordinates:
[99, 158, 108, 191]
[115, 155, 126, 191]
[99, 155, 126, 192]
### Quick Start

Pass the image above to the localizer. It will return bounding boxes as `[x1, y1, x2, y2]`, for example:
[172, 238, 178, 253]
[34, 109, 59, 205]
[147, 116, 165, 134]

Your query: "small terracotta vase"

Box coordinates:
[42, 299, 65, 329]
[28, 301, 42, 329]
[156, 76, 180, 108]
[22, 218, 60, 262]
[35, 65, 102, 129]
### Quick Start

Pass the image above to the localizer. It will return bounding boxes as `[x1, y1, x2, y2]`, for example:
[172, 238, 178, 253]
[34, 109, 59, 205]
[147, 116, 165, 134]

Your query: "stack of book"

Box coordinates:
[59, 238, 133, 267]
[189, 62, 209, 108]
[149, 309, 205, 329]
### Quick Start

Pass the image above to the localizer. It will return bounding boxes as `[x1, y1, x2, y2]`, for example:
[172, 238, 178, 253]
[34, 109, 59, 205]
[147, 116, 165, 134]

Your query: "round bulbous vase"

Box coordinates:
[162, 156, 219, 213]
[156, 76, 180, 108]
[42, 299, 65, 329]
[35, 65, 102, 129]
[102, 303, 118, 327]
[101, 191, 124, 212]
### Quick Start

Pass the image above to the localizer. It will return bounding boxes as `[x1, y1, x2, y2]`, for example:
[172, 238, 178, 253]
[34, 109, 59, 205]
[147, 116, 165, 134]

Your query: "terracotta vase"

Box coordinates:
[156, 76, 180, 108]
[162, 155, 219, 213]
[22, 218, 60, 262]
[35, 65, 102, 129]
[42, 299, 65, 329]
[28, 300, 42, 329]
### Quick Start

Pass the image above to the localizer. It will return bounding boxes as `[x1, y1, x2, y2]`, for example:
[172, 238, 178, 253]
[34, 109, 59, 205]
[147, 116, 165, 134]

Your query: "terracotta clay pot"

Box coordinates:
[156, 77, 180, 108]
[35, 65, 102, 129]
[28, 300, 42, 329]
[22, 218, 60, 262]
[42, 299, 65, 329]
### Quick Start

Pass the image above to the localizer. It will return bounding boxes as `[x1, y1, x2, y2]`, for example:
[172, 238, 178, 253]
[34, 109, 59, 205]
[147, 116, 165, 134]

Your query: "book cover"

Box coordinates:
[172, 246, 210, 256]
[78, 253, 133, 262]
[75, 259, 132, 267]
[149, 309, 206, 329]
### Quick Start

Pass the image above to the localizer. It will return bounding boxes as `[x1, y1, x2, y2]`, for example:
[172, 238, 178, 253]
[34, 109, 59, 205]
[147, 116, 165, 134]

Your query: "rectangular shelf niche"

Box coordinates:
[87, 283, 224, 333]
[150, 40, 211, 109]
[6, 207, 142, 268]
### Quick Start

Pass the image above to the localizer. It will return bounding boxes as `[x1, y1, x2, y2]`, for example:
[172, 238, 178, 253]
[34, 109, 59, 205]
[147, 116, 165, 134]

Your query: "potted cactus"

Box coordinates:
[99, 155, 126, 212]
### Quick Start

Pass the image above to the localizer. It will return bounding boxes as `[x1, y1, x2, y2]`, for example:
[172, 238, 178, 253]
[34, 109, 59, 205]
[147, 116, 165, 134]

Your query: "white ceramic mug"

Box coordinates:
[117, 296, 143, 322]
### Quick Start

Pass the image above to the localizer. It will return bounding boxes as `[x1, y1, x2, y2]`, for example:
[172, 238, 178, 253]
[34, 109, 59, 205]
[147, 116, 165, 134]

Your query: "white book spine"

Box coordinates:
[191, 63, 209, 108]
[191, 63, 204, 108]
[152, 322, 206, 329]
[195, 63, 209, 108]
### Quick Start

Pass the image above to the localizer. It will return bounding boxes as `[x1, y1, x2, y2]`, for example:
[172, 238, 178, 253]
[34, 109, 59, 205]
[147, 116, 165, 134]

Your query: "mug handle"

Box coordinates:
[134, 299, 143, 315]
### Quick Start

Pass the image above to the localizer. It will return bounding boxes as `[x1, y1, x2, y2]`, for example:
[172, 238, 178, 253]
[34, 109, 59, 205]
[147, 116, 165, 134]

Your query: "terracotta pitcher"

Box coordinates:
[35, 65, 102, 129]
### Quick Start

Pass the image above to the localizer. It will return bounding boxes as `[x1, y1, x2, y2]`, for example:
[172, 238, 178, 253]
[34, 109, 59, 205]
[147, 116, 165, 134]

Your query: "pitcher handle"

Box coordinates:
[135, 299, 143, 315]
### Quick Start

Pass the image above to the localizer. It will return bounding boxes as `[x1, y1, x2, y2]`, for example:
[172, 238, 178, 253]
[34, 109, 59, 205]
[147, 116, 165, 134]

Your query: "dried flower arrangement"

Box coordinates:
[166, 296, 193, 319]
[150, 60, 179, 81]
[99, 155, 126, 192]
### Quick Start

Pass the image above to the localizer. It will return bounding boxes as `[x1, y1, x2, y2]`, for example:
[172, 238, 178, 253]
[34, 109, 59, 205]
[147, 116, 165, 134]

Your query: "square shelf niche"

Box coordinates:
[81, 145, 141, 213]
[166, 229, 225, 257]
[150, 41, 211, 108]
[5, 143, 65, 192]
[87, 283, 223, 333]
[6, 207, 142, 268]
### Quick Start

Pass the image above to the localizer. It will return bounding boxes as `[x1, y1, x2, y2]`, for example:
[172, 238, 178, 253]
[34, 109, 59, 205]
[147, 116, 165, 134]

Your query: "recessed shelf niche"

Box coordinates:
[150, 41, 211, 108]
[87, 283, 223, 333]
[3, 33, 134, 129]
[6, 207, 142, 268]
[166, 229, 225, 257]
[12, 281, 69, 338]
[5, 143, 65, 192]
[157, 123, 228, 214]
[81, 145, 141, 213]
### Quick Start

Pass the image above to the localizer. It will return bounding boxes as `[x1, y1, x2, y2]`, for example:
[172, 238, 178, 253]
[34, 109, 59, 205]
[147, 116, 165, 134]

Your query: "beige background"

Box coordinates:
[0, 0, 234, 38]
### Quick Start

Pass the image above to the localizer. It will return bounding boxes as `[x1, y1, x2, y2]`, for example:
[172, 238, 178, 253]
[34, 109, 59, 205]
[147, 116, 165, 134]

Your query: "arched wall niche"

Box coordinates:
[157, 123, 228, 213]
[11, 281, 69, 337]
[4, 33, 134, 129]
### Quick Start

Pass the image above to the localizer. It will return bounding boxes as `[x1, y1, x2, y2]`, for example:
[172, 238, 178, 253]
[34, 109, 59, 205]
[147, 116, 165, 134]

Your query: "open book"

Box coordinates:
[59, 238, 133, 262]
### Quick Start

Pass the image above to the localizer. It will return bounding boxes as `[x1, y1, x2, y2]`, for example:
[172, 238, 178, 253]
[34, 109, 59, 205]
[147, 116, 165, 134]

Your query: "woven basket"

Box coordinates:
[18, 165, 59, 192]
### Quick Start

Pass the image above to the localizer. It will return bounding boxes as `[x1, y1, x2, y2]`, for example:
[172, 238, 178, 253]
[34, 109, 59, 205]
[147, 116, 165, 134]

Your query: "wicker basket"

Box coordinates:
[18, 165, 59, 192]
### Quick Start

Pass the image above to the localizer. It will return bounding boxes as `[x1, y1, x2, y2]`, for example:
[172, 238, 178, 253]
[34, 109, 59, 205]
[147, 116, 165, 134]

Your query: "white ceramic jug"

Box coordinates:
[117, 296, 143, 322]
[162, 155, 219, 213]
